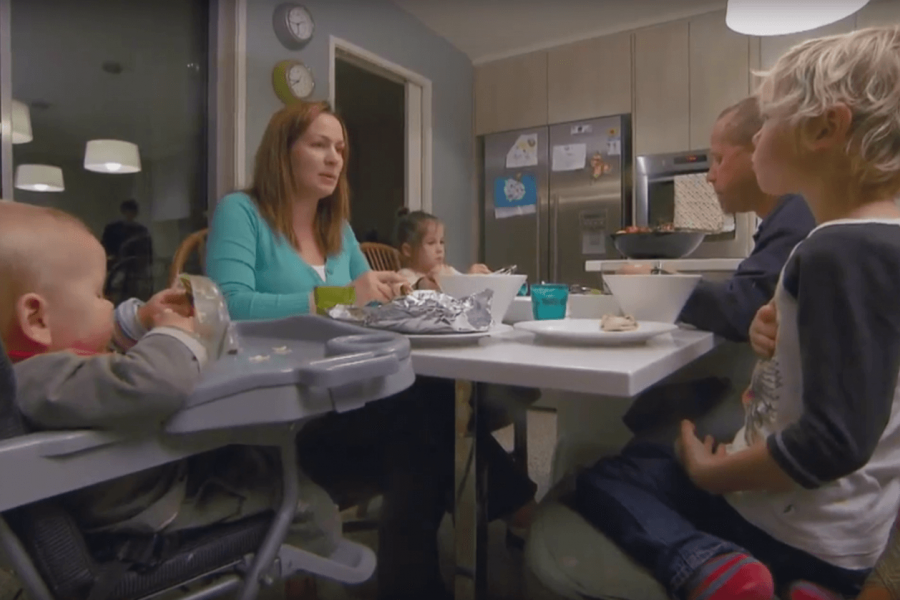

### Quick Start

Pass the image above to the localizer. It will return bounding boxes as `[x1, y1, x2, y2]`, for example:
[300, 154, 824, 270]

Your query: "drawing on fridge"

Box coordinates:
[481, 115, 633, 288]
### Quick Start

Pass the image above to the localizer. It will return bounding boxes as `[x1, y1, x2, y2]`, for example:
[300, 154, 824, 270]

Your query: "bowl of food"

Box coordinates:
[439, 273, 527, 325]
[602, 273, 701, 323]
[611, 224, 706, 260]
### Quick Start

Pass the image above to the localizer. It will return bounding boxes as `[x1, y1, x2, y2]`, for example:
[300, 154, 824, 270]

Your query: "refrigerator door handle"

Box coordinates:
[550, 193, 559, 282]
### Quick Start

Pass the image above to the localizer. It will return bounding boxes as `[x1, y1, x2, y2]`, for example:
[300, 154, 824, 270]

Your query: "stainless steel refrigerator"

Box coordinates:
[481, 115, 632, 287]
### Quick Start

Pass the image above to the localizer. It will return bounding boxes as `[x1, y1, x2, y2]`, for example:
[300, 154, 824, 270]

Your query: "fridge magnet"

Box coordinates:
[571, 123, 593, 135]
[505, 134, 539, 168]
[493, 173, 537, 219]
[589, 152, 612, 180]
[607, 136, 622, 156]
[551, 143, 587, 172]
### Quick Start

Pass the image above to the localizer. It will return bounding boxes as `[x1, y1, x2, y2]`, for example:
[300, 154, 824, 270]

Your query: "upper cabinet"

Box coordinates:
[634, 21, 690, 155]
[688, 11, 750, 150]
[474, 52, 549, 135]
[856, 0, 900, 28]
[759, 15, 856, 70]
[547, 32, 632, 123]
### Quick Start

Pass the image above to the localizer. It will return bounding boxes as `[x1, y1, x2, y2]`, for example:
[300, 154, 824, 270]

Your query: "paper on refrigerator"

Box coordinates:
[551, 143, 587, 172]
[506, 134, 539, 168]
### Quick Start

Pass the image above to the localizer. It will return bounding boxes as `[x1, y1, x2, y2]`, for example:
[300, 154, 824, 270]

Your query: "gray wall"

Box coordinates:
[244, 0, 476, 266]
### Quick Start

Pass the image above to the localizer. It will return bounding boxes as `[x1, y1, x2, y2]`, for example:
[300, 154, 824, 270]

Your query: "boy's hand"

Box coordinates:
[467, 263, 491, 275]
[749, 302, 778, 359]
[675, 420, 728, 493]
[138, 288, 194, 331]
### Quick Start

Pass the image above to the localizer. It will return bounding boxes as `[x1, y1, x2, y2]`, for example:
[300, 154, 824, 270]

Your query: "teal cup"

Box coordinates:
[530, 283, 568, 320]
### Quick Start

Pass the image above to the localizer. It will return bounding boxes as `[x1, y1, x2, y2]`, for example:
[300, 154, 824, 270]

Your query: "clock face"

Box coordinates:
[287, 6, 313, 40]
[287, 63, 314, 98]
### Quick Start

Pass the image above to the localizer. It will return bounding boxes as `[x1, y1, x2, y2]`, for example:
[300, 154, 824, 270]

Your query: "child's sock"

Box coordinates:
[683, 552, 774, 600]
[785, 580, 843, 600]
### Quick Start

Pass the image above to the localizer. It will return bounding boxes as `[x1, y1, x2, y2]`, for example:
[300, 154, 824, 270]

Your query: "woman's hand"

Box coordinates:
[467, 263, 491, 275]
[749, 302, 778, 359]
[353, 271, 409, 305]
[138, 288, 194, 331]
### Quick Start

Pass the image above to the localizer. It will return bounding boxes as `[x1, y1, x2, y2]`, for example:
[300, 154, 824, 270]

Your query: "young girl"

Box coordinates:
[395, 209, 490, 290]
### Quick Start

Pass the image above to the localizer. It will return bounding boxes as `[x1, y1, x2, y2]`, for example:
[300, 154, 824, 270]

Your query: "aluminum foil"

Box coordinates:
[178, 274, 241, 359]
[327, 289, 494, 334]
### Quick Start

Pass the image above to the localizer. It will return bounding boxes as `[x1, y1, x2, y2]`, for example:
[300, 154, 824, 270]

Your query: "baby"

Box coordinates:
[0, 202, 339, 593]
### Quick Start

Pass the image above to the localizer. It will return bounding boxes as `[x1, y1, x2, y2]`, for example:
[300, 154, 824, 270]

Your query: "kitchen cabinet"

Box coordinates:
[474, 52, 548, 135]
[634, 21, 690, 155]
[547, 32, 632, 123]
[688, 10, 751, 150]
[759, 15, 856, 70]
[856, 0, 900, 28]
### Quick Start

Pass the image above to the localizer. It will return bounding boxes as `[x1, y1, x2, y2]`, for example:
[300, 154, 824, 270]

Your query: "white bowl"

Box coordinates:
[602, 274, 701, 323]
[504, 296, 534, 324]
[439, 273, 527, 324]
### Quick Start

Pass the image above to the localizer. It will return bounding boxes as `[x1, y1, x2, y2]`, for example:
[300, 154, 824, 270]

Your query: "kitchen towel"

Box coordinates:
[673, 173, 735, 233]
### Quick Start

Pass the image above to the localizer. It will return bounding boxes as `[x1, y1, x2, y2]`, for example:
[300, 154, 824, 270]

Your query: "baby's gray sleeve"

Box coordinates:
[14, 334, 203, 430]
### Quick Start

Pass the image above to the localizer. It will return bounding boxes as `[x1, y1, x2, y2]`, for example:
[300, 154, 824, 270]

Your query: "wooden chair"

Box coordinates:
[360, 242, 401, 271]
[168, 228, 208, 287]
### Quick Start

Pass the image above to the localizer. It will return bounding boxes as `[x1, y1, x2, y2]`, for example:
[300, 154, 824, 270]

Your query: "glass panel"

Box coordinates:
[10, 0, 210, 302]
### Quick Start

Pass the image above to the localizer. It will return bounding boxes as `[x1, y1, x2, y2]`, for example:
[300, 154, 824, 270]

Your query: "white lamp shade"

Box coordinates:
[11, 99, 32, 144]
[84, 139, 141, 173]
[726, 0, 870, 36]
[15, 164, 64, 192]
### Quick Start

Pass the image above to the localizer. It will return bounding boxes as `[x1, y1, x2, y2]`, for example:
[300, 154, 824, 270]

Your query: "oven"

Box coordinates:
[632, 149, 757, 259]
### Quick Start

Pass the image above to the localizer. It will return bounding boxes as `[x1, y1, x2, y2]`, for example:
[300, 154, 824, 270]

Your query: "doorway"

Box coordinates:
[329, 37, 432, 245]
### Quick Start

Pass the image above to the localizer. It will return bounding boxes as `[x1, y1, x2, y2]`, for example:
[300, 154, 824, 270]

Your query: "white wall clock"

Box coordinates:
[273, 59, 315, 103]
[273, 3, 314, 50]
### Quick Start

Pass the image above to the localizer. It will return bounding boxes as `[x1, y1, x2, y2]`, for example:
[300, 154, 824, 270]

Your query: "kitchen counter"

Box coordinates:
[585, 258, 743, 273]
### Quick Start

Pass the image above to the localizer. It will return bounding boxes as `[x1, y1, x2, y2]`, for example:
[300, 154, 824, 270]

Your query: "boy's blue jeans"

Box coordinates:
[574, 442, 869, 598]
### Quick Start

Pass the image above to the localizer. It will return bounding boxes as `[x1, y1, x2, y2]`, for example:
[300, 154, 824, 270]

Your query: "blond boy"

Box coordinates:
[574, 26, 900, 600]
[0, 203, 340, 591]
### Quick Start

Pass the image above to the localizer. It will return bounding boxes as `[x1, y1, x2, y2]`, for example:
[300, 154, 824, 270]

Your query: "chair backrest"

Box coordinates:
[168, 229, 209, 287]
[360, 242, 401, 272]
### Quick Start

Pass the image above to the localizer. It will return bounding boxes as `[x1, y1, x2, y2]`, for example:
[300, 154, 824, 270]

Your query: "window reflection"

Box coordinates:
[10, 0, 209, 302]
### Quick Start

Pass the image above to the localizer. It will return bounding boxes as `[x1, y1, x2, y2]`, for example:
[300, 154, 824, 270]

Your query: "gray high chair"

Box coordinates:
[0, 314, 415, 600]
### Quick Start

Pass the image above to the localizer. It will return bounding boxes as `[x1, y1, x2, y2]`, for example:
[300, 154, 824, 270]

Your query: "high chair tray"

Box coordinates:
[0, 316, 413, 512]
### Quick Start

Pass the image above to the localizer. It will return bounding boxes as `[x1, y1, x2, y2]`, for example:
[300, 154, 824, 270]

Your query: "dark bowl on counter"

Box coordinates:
[610, 230, 707, 259]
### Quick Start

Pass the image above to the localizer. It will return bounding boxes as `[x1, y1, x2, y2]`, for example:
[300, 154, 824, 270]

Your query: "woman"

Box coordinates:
[206, 101, 535, 600]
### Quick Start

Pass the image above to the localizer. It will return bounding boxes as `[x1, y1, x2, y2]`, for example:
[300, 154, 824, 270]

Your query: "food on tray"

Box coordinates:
[600, 314, 639, 332]
[616, 222, 676, 234]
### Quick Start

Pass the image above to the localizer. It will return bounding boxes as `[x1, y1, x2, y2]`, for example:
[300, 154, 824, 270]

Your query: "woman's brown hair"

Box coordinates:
[247, 100, 350, 255]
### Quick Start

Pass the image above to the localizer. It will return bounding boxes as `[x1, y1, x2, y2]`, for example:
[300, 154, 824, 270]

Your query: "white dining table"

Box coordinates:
[408, 325, 719, 600]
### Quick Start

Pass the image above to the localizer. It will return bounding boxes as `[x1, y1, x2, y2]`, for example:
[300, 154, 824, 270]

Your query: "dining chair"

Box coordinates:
[169, 228, 209, 287]
[360, 242, 401, 272]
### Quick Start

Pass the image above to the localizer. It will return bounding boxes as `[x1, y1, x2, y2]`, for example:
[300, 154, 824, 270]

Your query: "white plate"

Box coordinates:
[513, 319, 677, 346]
[406, 324, 511, 347]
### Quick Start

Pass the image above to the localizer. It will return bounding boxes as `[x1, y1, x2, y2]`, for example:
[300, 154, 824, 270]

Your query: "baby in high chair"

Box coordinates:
[0, 202, 339, 596]
[394, 208, 490, 290]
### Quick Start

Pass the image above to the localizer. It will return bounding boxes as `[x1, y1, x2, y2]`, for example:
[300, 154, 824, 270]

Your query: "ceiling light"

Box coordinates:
[726, 0, 870, 36]
[11, 99, 32, 144]
[84, 139, 141, 173]
[15, 164, 64, 192]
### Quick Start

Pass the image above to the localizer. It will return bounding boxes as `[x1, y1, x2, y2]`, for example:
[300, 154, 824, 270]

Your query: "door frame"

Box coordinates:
[328, 36, 433, 213]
